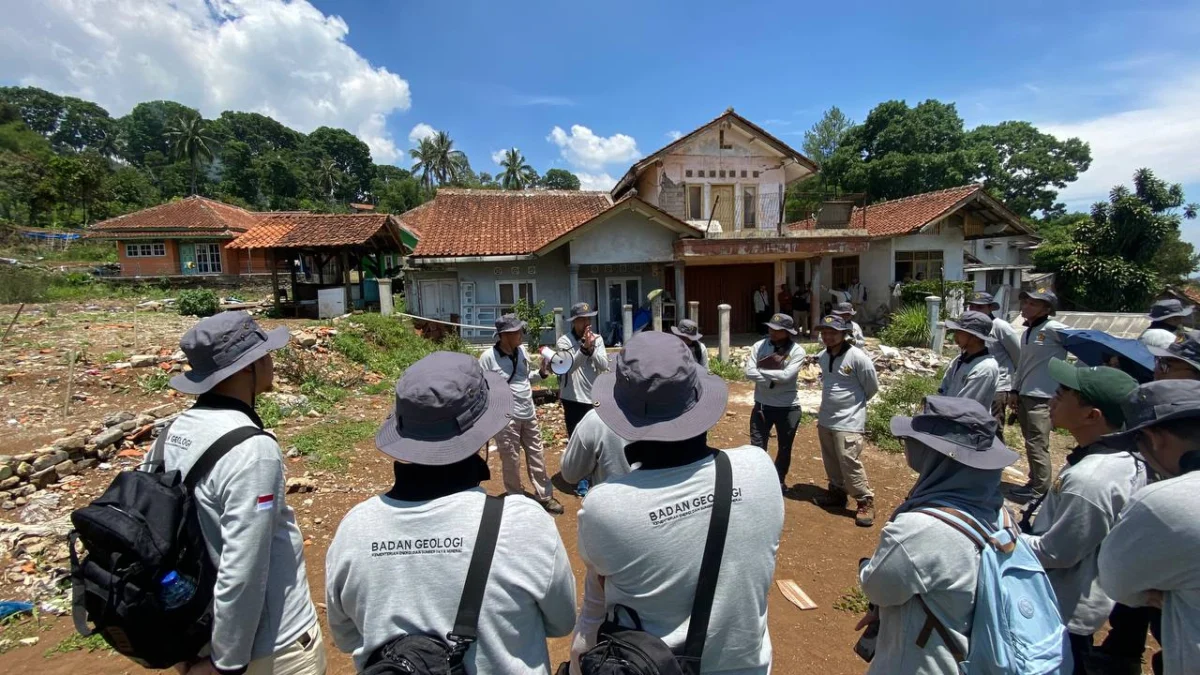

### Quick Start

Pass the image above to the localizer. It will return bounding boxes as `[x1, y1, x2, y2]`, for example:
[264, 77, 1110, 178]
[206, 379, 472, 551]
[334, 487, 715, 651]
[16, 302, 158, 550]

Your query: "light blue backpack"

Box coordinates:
[915, 504, 1072, 675]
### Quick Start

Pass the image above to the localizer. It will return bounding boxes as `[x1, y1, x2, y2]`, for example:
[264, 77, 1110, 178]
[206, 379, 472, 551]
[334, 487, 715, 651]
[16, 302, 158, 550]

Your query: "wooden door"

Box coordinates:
[710, 185, 735, 230]
[685, 263, 774, 334]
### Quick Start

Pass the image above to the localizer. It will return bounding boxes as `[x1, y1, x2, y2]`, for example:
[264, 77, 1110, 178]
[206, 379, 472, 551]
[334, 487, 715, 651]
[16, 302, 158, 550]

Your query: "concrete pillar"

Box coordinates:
[568, 264, 580, 307]
[553, 307, 564, 341]
[673, 264, 686, 315]
[718, 303, 731, 363]
[773, 259, 786, 312]
[933, 321, 946, 353]
[651, 294, 663, 332]
[926, 296, 942, 351]
[377, 277, 394, 316]
[622, 304, 633, 344]
[687, 300, 699, 324]
[810, 257, 822, 321]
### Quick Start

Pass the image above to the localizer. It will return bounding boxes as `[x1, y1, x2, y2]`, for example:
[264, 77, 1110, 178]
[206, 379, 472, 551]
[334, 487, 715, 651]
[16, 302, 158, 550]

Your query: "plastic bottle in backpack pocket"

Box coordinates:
[159, 570, 197, 610]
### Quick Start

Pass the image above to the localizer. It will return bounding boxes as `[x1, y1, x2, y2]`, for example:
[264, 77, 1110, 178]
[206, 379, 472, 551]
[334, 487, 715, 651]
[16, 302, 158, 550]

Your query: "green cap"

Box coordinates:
[1048, 358, 1139, 428]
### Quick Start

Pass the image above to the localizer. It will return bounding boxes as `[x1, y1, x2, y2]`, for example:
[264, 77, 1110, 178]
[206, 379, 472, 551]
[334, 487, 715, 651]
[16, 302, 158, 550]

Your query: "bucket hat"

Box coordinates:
[170, 311, 290, 395]
[816, 314, 853, 333]
[945, 310, 995, 343]
[890, 396, 1019, 470]
[1147, 298, 1193, 321]
[1048, 358, 1138, 428]
[375, 352, 514, 465]
[833, 302, 857, 316]
[1104, 379, 1200, 450]
[592, 332, 728, 442]
[1020, 287, 1058, 313]
[966, 291, 1000, 310]
[492, 314, 526, 338]
[1147, 329, 1200, 373]
[765, 312, 798, 335]
[670, 318, 703, 342]
[568, 302, 598, 320]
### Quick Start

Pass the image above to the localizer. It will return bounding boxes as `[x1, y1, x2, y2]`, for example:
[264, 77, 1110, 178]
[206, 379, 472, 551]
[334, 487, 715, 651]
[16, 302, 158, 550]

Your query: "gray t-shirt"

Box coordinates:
[143, 404, 316, 672]
[859, 511, 982, 675]
[1100, 471, 1200, 675]
[743, 339, 808, 408]
[577, 446, 784, 674]
[325, 489, 577, 673]
[989, 317, 1020, 392]
[1016, 317, 1068, 398]
[557, 331, 610, 404]
[560, 408, 630, 486]
[478, 344, 543, 420]
[938, 351, 999, 409]
[817, 344, 879, 432]
[1022, 449, 1146, 635]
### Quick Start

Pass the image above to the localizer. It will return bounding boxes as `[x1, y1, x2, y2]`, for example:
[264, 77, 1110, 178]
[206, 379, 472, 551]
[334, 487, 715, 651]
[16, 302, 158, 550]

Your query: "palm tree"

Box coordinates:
[498, 148, 537, 190]
[409, 130, 466, 188]
[165, 114, 217, 195]
[318, 159, 342, 201]
[410, 137, 438, 191]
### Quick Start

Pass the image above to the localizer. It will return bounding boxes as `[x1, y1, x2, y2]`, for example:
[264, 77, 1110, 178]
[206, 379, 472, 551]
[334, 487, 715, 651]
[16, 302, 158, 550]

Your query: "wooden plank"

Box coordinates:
[685, 263, 773, 334]
[776, 579, 818, 610]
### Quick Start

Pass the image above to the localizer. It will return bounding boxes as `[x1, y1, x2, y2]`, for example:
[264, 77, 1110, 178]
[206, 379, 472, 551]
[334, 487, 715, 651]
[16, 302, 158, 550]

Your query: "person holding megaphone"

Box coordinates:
[557, 302, 609, 438]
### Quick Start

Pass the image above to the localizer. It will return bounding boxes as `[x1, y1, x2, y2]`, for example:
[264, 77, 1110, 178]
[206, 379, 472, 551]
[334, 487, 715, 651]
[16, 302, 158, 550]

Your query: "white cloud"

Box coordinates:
[547, 125, 640, 171]
[666, 130, 682, 141]
[408, 123, 436, 146]
[575, 172, 617, 191]
[490, 149, 509, 166]
[0, 0, 412, 163]
[1041, 69, 1200, 208]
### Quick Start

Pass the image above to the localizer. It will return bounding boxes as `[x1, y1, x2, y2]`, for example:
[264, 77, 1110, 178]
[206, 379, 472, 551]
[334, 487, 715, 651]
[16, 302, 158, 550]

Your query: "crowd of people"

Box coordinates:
[130, 285, 1200, 675]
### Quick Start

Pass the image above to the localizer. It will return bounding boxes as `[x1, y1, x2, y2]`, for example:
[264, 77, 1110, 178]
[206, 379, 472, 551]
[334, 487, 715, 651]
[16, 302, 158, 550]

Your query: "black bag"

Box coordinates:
[68, 426, 266, 669]
[363, 495, 506, 675]
[576, 451, 733, 675]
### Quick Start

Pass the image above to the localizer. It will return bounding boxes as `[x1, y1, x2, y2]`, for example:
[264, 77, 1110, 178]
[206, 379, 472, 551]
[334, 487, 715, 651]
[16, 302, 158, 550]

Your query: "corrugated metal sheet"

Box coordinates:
[1009, 311, 1150, 339]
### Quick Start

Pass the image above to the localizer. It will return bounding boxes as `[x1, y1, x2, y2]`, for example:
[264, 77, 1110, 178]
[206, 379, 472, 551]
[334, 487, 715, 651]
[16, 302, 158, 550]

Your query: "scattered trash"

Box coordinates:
[0, 601, 34, 621]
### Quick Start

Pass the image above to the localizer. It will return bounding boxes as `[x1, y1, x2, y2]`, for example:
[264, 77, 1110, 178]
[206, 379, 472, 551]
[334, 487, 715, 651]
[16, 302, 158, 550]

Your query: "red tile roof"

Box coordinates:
[227, 214, 399, 249]
[406, 190, 614, 258]
[786, 184, 987, 238]
[89, 196, 262, 236]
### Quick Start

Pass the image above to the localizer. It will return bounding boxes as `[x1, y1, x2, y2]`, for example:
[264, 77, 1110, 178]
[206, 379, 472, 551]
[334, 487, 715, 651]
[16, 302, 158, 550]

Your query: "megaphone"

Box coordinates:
[538, 346, 575, 376]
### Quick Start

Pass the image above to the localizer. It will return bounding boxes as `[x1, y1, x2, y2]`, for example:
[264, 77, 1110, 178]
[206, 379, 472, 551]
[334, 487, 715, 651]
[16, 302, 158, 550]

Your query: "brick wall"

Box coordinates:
[116, 239, 180, 277]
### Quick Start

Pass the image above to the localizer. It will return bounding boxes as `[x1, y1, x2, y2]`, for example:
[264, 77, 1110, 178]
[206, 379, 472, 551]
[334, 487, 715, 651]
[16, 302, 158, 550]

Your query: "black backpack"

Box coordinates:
[362, 494, 506, 675]
[68, 426, 266, 669]
[574, 451, 733, 675]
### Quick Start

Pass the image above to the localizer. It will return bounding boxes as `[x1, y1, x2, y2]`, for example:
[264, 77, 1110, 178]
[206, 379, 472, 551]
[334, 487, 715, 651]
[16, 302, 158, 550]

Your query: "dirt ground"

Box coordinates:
[0, 302, 1090, 674]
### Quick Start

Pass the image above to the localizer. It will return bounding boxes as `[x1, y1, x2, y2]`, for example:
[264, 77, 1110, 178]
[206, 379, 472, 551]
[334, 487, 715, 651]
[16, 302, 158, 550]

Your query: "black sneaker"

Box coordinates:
[541, 497, 565, 516]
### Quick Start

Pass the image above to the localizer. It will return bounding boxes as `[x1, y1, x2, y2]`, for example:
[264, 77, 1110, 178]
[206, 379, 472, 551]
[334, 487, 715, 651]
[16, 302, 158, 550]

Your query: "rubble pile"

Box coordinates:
[869, 344, 946, 378]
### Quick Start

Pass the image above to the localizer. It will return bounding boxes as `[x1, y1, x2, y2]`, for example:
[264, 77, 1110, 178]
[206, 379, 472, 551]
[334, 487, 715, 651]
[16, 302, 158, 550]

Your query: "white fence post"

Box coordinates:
[926, 295, 943, 351]
[622, 304, 633, 344]
[718, 303, 731, 363]
[687, 300, 699, 324]
[553, 307, 564, 342]
[651, 295, 663, 332]
[377, 278, 394, 316]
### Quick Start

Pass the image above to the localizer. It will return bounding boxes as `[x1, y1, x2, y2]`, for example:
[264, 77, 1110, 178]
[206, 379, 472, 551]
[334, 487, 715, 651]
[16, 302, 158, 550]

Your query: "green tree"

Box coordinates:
[307, 126, 372, 199]
[802, 106, 854, 170]
[969, 121, 1091, 217]
[1042, 169, 1198, 311]
[498, 147, 537, 189]
[165, 114, 217, 195]
[118, 100, 201, 166]
[540, 168, 581, 190]
[409, 130, 465, 188]
[218, 139, 258, 204]
[318, 158, 342, 202]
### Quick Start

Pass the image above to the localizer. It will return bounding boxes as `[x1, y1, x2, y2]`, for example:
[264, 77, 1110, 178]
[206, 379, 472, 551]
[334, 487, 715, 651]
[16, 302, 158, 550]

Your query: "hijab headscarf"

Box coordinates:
[892, 438, 1005, 527]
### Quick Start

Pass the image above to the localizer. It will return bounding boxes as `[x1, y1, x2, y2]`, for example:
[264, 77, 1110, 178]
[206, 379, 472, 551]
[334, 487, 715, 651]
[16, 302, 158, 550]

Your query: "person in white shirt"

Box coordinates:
[670, 318, 709, 369]
[557, 302, 609, 437]
[752, 284, 771, 335]
[1013, 288, 1068, 501]
[1148, 329, 1200, 381]
[938, 310, 1000, 408]
[832, 302, 866, 348]
[967, 291, 1021, 441]
[848, 277, 867, 316]
[1139, 298, 1192, 350]
[744, 313, 808, 491]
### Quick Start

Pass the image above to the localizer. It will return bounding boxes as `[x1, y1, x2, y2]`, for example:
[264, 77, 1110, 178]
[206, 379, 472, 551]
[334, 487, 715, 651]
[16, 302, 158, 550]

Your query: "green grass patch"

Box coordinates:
[288, 420, 376, 471]
[45, 632, 112, 657]
[833, 586, 871, 614]
[864, 370, 943, 453]
[137, 370, 171, 394]
[256, 395, 283, 428]
[877, 304, 931, 348]
[101, 350, 128, 363]
[363, 380, 395, 396]
[330, 313, 472, 379]
[708, 357, 744, 382]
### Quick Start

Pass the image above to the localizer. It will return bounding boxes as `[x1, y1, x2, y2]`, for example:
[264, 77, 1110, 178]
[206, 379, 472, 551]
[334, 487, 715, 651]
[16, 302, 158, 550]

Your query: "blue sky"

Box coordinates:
[4, 0, 1200, 241]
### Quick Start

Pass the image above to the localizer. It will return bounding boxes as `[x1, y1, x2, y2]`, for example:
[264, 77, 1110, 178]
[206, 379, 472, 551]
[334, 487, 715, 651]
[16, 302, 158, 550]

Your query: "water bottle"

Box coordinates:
[159, 570, 197, 610]
[576, 479, 590, 497]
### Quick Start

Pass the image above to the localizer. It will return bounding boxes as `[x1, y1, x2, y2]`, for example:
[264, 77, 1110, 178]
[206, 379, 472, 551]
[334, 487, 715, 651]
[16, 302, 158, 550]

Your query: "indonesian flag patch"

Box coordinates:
[256, 494, 275, 511]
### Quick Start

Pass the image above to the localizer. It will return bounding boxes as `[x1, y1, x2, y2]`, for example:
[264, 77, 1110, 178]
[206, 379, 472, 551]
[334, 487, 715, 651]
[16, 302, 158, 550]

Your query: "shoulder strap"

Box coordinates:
[447, 494, 505, 670]
[679, 451, 733, 674]
[914, 507, 987, 551]
[184, 426, 269, 489]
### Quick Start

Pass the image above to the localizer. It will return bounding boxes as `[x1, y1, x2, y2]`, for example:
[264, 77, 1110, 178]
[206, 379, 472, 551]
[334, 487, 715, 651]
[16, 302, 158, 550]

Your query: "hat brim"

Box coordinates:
[1146, 344, 1200, 372]
[374, 370, 515, 465]
[1147, 306, 1193, 320]
[834, 308, 857, 316]
[493, 320, 528, 338]
[1019, 291, 1057, 315]
[816, 322, 852, 332]
[591, 366, 729, 442]
[570, 311, 599, 319]
[670, 325, 703, 341]
[967, 300, 1000, 310]
[765, 322, 798, 335]
[945, 320, 995, 344]
[890, 416, 1019, 470]
[169, 326, 291, 395]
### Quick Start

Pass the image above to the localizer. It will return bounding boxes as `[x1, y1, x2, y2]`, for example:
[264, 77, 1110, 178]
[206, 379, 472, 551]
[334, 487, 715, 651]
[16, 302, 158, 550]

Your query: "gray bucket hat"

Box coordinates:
[833, 302, 856, 316]
[170, 311, 290, 395]
[966, 291, 999, 310]
[1148, 298, 1193, 321]
[1147, 329, 1200, 372]
[816, 314, 853, 332]
[946, 310, 995, 343]
[765, 312, 798, 335]
[890, 396, 1019, 470]
[671, 318, 703, 342]
[493, 314, 526, 338]
[569, 302, 598, 320]
[592, 331, 728, 442]
[1104, 379, 1200, 450]
[375, 351, 514, 465]
[1020, 287, 1058, 313]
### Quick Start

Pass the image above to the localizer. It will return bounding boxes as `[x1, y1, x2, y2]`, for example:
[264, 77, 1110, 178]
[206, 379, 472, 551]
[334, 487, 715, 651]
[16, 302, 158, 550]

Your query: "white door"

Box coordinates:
[419, 280, 458, 320]
[606, 277, 642, 340]
[580, 279, 600, 332]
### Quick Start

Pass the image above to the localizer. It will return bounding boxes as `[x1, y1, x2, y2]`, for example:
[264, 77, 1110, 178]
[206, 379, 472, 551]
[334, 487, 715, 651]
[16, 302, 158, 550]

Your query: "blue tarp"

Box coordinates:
[19, 230, 82, 241]
[1059, 329, 1155, 383]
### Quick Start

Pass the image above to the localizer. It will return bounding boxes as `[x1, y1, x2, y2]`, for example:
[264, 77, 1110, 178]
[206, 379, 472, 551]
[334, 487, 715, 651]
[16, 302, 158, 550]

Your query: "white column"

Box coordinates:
[673, 264, 686, 313]
[377, 277, 394, 316]
[926, 296, 943, 351]
[687, 300, 699, 324]
[568, 264, 580, 307]
[553, 307, 564, 341]
[651, 295, 663, 332]
[810, 257, 822, 321]
[773, 259, 786, 312]
[622, 304, 634, 344]
[718, 303, 731, 362]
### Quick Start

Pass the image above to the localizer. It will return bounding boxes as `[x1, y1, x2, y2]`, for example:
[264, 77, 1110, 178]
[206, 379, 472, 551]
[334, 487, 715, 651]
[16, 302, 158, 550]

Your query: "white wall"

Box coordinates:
[568, 211, 678, 265]
[967, 236, 1026, 266]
